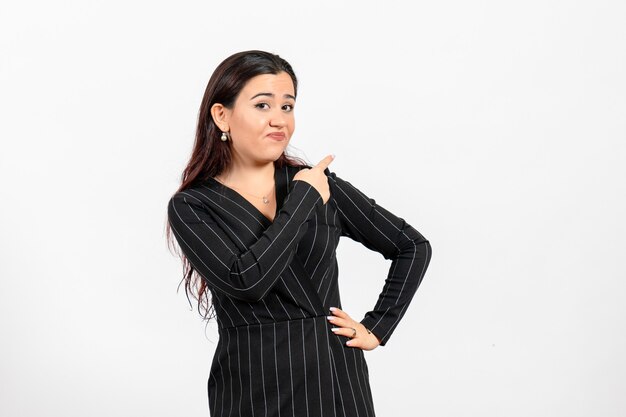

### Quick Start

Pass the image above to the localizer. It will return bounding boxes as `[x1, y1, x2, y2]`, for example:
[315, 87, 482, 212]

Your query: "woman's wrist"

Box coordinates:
[365, 327, 382, 344]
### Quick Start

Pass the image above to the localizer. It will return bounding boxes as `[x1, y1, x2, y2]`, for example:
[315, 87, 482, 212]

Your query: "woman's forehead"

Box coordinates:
[241, 72, 295, 98]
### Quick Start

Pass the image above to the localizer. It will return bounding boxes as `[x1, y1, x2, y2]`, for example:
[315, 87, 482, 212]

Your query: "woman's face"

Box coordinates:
[222, 71, 296, 165]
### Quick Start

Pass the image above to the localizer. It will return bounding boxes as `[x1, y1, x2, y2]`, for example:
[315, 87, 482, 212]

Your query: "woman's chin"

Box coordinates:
[267, 144, 289, 160]
[254, 151, 285, 165]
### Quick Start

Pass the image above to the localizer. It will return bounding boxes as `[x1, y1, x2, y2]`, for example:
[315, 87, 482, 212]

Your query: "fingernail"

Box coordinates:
[346, 341, 351, 346]
[329, 307, 337, 311]
[331, 327, 339, 332]
[326, 316, 334, 321]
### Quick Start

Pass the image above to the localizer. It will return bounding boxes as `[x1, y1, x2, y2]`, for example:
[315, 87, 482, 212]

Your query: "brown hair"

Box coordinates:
[165, 50, 309, 321]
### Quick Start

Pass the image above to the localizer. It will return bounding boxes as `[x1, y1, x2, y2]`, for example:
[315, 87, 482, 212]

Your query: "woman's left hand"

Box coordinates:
[327, 307, 382, 351]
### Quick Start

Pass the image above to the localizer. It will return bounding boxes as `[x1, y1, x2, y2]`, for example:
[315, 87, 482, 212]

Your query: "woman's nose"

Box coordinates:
[270, 112, 287, 127]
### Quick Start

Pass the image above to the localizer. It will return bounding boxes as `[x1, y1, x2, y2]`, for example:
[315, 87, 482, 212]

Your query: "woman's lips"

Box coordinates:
[267, 133, 286, 140]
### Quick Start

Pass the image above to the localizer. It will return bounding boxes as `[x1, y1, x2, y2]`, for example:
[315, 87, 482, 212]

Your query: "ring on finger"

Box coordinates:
[349, 327, 357, 338]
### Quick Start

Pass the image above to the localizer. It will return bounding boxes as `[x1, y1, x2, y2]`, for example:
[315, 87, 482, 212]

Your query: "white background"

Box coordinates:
[1, 1, 625, 416]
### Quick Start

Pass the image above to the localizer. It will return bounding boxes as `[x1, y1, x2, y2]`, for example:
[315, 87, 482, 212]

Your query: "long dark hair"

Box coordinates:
[165, 50, 309, 321]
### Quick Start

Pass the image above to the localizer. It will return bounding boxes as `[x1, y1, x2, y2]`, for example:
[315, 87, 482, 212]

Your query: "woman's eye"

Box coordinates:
[255, 103, 270, 110]
[283, 104, 294, 112]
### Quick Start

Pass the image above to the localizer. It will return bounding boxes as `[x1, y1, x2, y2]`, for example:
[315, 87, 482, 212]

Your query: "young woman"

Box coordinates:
[166, 50, 432, 417]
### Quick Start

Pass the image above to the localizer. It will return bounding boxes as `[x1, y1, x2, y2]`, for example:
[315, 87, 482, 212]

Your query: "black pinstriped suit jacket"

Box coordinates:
[167, 162, 432, 417]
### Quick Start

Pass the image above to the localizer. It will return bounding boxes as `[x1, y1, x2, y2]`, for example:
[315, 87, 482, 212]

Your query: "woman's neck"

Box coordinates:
[217, 159, 275, 190]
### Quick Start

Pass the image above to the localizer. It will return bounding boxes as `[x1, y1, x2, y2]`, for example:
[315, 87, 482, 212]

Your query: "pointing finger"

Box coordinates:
[314, 154, 335, 171]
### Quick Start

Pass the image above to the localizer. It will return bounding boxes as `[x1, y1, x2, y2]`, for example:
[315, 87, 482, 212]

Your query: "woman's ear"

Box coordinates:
[210, 103, 230, 131]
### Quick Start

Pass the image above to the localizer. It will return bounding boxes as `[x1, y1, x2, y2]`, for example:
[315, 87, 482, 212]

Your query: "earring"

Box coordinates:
[220, 131, 229, 142]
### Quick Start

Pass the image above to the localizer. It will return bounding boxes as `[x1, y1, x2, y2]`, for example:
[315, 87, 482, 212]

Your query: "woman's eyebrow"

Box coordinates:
[250, 92, 296, 101]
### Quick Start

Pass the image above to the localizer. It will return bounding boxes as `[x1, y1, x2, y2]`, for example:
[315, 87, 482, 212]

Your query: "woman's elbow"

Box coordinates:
[226, 267, 272, 303]
[419, 240, 432, 269]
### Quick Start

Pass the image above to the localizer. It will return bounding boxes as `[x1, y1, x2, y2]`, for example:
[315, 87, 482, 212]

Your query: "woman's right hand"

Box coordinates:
[293, 154, 335, 204]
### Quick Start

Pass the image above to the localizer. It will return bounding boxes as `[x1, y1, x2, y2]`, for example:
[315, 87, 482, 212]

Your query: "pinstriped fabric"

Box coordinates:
[167, 162, 432, 416]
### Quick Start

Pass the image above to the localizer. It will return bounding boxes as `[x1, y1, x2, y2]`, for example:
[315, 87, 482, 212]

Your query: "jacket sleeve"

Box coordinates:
[167, 179, 324, 302]
[325, 169, 432, 346]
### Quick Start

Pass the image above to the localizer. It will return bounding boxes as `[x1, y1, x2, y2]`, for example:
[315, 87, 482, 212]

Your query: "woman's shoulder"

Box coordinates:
[168, 179, 224, 210]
